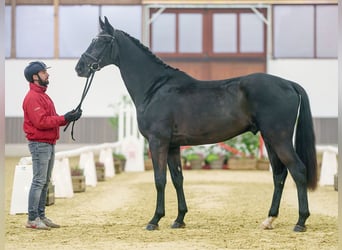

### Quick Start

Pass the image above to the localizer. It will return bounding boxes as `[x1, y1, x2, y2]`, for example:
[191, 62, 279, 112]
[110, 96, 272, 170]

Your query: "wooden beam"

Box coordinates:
[142, 0, 337, 4]
[5, 0, 337, 5]
[6, 0, 53, 4]
[10, 0, 16, 58]
[54, 0, 59, 58]
[6, 0, 141, 4]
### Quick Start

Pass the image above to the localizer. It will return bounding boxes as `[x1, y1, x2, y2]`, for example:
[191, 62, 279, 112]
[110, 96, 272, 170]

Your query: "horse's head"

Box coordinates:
[75, 16, 117, 78]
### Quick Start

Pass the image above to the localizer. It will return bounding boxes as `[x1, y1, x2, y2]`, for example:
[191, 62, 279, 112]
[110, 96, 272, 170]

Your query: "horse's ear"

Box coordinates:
[99, 16, 105, 31]
[104, 16, 115, 35]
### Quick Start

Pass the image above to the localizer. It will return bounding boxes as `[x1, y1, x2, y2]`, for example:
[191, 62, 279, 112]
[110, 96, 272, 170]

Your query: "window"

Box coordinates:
[213, 13, 237, 53]
[16, 6, 54, 58]
[316, 5, 338, 58]
[151, 13, 176, 53]
[273, 5, 337, 58]
[6, 4, 142, 58]
[150, 9, 266, 58]
[101, 6, 142, 40]
[240, 13, 264, 53]
[179, 13, 202, 53]
[59, 6, 99, 58]
[151, 12, 204, 53]
[5, 6, 11, 58]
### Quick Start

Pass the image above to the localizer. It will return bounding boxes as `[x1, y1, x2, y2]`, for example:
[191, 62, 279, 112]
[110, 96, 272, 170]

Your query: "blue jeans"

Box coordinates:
[28, 141, 55, 221]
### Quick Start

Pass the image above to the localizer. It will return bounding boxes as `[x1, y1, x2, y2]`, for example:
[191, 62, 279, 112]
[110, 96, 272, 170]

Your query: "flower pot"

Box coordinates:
[114, 159, 122, 174]
[210, 159, 224, 169]
[96, 165, 105, 181]
[256, 159, 270, 170]
[228, 157, 257, 170]
[113, 154, 126, 172]
[120, 159, 126, 171]
[144, 158, 153, 171]
[72, 175, 86, 193]
[189, 159, 203, 170]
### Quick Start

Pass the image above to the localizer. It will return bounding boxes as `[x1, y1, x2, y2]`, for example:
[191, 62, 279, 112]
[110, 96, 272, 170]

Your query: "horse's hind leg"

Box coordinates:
[261, 142, 288, 230]
[167, 146, 187, 228]
[266, 140, 310, 232]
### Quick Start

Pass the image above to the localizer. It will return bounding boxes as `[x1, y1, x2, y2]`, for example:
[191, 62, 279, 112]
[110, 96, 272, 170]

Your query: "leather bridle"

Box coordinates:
[82, 34, 116, 72]
[64, 33, 115, 140]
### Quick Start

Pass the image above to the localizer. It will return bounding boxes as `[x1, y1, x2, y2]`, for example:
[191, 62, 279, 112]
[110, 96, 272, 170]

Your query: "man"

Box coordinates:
[23, 61, 82, 229]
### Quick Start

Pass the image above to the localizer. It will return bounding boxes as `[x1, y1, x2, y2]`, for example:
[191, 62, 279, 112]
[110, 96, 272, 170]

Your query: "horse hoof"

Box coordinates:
[293, 224, 306, 232]
[260, 216, 275, 230]
[146, 223, 159, 231]
[260, 222, 273, 230]
[171, 221, 186, 229]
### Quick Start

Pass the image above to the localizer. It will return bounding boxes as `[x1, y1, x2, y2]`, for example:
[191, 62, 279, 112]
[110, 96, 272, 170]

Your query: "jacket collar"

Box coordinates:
[29, 82, 47, 93]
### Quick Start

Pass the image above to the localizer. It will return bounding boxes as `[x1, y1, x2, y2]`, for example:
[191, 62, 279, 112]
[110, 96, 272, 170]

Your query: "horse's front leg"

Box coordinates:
[146, 139, 168, 231]
[167, 146, 187, 229]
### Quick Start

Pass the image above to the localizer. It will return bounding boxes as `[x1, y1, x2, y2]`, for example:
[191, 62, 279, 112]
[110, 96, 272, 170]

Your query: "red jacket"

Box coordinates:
[23, 83, 68, 145]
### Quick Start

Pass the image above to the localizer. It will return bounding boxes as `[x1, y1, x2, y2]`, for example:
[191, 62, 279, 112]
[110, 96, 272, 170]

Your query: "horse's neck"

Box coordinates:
[117, 32, 168, 106]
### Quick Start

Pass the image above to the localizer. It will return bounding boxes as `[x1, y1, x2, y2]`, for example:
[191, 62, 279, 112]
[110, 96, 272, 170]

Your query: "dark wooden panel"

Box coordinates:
[167, 61, 209, 80]
[164, 59, 265, 80]
[208, 61, 265, 79]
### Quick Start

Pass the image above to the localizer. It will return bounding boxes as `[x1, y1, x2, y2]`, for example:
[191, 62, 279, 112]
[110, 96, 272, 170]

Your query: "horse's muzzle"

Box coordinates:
[75, 61, 91, 78]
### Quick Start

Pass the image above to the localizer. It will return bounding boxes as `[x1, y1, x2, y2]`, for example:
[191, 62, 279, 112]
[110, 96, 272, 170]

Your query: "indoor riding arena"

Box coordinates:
[4, 0, 338, 249]
[4, 156, 338, 249]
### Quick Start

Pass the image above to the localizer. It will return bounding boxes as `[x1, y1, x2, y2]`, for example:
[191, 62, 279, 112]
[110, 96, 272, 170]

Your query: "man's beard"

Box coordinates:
[38, 75, 49, 87]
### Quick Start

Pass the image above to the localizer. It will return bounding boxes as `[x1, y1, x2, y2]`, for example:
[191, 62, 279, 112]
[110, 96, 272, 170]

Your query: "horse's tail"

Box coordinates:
[292, 83, 318, 190]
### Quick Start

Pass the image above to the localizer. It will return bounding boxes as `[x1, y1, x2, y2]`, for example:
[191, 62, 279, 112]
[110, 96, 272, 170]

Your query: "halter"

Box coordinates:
[82, 34, 115, 72]
[64, 33, 115, 140]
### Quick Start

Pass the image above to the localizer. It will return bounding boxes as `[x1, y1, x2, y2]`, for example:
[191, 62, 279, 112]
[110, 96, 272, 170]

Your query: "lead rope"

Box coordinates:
[64, 71, 95, 140]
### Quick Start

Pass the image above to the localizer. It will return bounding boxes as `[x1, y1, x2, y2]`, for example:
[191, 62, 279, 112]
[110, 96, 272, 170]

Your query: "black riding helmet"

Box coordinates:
[24, 61, 50, 82]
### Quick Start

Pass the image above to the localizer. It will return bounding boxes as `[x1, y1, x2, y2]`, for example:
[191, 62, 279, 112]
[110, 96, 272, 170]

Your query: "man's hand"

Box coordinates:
[64, 109, 82, 122]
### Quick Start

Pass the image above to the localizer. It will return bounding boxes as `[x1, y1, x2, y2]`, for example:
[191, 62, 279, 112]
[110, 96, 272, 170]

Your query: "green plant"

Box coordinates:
[203, 144, 230, 164]
[224, 132, 260, 158]
[181, 146, 205, 162]
[240, 132, 259, 157]
[185, 153, 201, 161]
[205, 153, 219, 163]
[113, 153, 126, 161]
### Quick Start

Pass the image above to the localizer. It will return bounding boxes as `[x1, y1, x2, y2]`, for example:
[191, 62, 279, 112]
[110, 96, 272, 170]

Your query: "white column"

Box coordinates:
[79, 151, 97, 187]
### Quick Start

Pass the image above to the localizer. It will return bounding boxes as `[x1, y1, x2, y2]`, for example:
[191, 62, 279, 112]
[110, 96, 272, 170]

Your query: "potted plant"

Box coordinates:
[181, 146, 205, 170]
[144, 140, 153, 171]
[225, 132, 260, 170]
[256, 156, 270, 170]
[70, 166, 86, 192]
[95, 161, 105, 181]
[113, 152, 126, 173]
[204, 144, 226, 169]
[46, 181, 55, 206]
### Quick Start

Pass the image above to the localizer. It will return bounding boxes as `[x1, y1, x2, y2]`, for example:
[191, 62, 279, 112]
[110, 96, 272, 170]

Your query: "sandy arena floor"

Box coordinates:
[4, 157, 338, 250]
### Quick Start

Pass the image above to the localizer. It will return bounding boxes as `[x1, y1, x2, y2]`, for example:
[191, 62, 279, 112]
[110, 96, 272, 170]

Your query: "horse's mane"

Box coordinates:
[117, 30, 177, 71]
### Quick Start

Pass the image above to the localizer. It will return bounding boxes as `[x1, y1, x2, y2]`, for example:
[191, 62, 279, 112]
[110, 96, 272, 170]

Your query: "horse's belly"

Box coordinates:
[171, 121, 247, 146]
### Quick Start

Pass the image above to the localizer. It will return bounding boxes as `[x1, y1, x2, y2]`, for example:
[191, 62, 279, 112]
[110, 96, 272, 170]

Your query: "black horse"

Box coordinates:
[75, 17, 317, 232]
